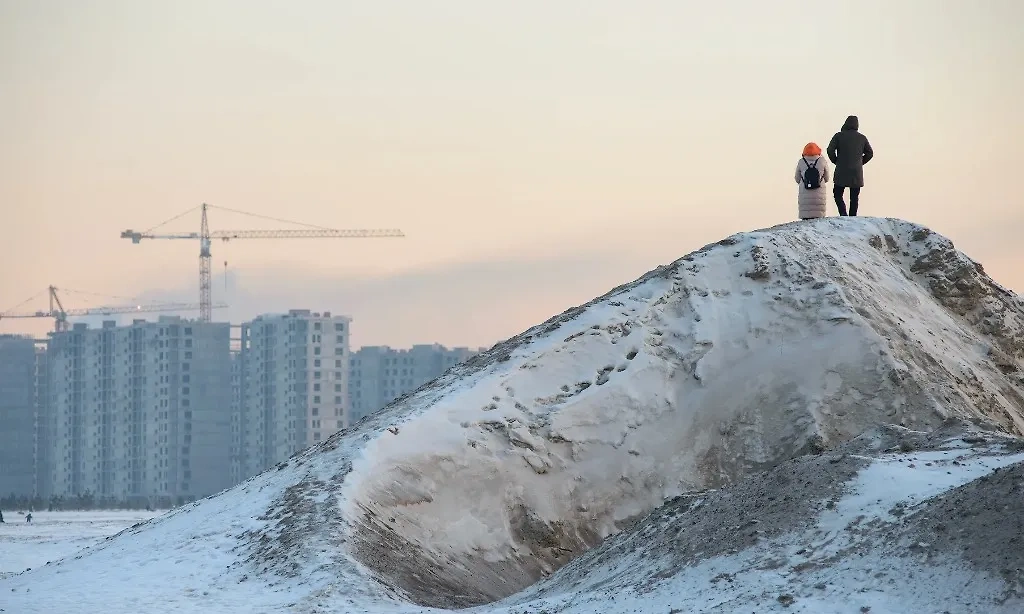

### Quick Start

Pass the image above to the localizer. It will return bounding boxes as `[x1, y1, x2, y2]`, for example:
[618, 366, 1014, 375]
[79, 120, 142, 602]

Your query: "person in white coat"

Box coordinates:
[795, 142, 831, 220]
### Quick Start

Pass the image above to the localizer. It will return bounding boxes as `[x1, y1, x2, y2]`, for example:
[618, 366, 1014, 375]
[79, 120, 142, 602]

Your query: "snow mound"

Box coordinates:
[2, 217, 1023, 614]
[337, 217, 1024, 607]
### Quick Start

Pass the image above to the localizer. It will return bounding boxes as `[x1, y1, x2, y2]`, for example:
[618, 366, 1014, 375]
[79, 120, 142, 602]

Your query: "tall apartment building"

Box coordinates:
[42, 317, 232, 504]
[237, 310, 351, 478]
[348, 344, 483, 424]
[0, 335, 38, 497]
[228, 349, 244, 486]
[34, 344, 49, 498]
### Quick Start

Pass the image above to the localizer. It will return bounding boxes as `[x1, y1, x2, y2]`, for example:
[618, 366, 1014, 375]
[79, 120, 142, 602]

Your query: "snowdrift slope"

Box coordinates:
[2, 217, 1023, 614]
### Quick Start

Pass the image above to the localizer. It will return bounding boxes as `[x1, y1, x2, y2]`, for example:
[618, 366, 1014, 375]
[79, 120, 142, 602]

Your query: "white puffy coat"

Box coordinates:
[795, 154, 830, 219]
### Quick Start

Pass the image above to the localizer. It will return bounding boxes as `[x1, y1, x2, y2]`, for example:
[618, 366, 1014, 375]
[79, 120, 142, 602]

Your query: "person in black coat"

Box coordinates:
[826, 115, 874, 216]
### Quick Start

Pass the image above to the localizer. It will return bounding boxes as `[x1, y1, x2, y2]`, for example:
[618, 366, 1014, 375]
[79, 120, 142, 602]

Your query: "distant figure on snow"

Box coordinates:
[795, 142, 830, 220]
[26, 512, 32, 523]
[0, 508, 4, 523]
[827, 115, 873, 216]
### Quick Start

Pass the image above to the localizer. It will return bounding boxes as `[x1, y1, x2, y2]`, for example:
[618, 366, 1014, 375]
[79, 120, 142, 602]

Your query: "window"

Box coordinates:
[184, 327, 192, 335]
[314, 371, 321, 380]
[335, 347, 344, 355]
[335, 383, 342, 392]
[334, 396, 342, 404]
[184, 351, 192, 359]
[334, 323, 345, 332]
[313, 383, 321, 391]
[314, 359, 321, 368]
[314, 322, 322, 331]
[312, 407, 319, 416]
[185, 339, 192, 348]
[314, 346, 321, 356]
[313, 395, 321, 404]
[336, 334, 344, 343]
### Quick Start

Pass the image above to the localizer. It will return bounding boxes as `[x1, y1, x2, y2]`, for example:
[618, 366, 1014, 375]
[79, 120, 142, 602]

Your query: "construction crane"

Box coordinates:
[120, 203, 404, 322]
[0, 285, 227, 332]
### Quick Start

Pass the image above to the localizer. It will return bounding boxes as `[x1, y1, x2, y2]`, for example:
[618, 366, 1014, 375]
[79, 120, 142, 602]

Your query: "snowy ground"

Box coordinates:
[0, 510, 163, 578]
[2, 217, 1022, 613]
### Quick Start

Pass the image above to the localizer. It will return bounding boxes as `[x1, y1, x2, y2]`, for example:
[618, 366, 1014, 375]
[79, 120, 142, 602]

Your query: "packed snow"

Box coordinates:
[2, 217, 1022, 613]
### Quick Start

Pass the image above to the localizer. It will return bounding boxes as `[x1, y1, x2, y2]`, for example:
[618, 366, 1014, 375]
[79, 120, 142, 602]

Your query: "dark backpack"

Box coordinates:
[802, 157, 821, 189]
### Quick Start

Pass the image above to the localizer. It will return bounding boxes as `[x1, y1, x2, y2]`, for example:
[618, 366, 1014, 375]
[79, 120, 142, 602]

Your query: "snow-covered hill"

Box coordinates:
[3, 217, 1023, 614]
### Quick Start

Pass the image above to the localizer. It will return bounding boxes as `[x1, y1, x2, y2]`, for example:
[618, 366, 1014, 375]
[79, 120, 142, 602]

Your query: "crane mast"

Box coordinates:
[200, 204, 212, 322]
[120, 203, 405, 321]
[49, 285, 67, 332]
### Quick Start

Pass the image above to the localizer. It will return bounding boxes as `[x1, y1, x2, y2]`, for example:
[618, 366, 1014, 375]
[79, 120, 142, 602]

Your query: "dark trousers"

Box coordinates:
[833, 185, 861, 216]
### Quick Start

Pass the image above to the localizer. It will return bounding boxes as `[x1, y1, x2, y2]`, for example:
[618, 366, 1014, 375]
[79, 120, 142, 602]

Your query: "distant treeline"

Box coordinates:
[1, 492, 183, 512]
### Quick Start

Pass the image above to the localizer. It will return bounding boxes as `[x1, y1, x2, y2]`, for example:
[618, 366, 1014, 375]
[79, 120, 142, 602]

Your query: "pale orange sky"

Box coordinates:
[1, 0, 1022, 347]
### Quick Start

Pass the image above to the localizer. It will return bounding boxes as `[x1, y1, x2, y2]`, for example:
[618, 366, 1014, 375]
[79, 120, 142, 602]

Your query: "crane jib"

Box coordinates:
[120, 204, 405, 322]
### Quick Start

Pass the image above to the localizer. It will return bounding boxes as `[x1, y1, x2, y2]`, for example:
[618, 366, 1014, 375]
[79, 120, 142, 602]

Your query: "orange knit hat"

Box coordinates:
[802, 142, 821, 156]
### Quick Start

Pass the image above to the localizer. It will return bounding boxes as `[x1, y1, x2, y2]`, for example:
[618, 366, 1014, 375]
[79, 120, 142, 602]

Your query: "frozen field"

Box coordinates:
[0, 510, 164, 579]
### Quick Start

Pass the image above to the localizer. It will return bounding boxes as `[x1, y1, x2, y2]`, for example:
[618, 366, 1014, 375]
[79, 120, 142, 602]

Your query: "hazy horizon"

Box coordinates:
[3, 0, 1022, 347]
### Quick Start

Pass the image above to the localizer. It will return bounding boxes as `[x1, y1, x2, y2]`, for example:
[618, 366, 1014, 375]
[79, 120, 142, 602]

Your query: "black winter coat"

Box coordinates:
[827, 116, 874, 187]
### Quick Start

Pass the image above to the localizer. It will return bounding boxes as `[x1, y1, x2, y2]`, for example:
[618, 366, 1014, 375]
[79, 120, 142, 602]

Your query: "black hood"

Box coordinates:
[842, 115, 859, 131]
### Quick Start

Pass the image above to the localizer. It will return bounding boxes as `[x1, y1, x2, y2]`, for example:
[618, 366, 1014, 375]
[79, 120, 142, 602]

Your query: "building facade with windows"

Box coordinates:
[347, 344, 483, 424]
[236, 310, 351, 478]
[41, 317, 232, 504]
[33, 343, 49, 498]
[228, 348, 244, 486]
[0, 334, 39, 498]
